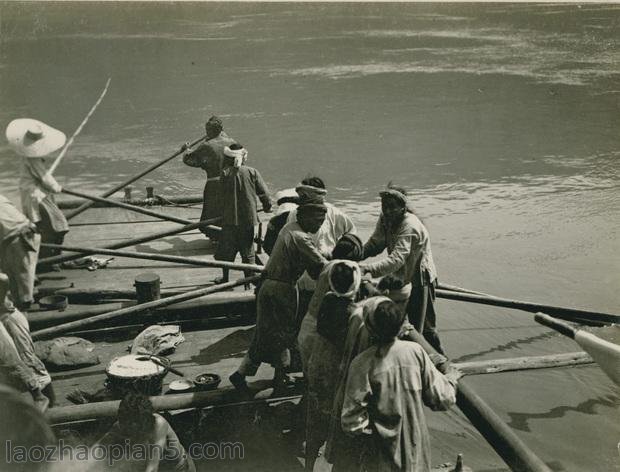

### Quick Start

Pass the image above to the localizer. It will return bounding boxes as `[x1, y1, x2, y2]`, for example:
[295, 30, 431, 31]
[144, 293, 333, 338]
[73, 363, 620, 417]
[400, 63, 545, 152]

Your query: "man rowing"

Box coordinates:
[6, 119, 68, 271]
[182, 115, 237, 242]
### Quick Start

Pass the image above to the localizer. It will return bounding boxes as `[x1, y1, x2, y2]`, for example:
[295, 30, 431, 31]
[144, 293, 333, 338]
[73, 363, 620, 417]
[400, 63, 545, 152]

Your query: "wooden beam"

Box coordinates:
[40, 244, 263, 273]
[31, 276, 260, 340]
[436, 289, 619, 325]
[455, 352, 592, 376]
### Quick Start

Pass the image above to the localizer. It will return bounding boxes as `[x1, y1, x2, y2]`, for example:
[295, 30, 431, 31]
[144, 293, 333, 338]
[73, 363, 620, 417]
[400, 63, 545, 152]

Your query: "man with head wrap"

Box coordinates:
[340, 301, 459, 472]
[182, 116, 237, 241]
[303, 260, 361, 471]
[359, 184, 444, 354]
[214, 143, 271, 285]
[229, 203, 329, 392]
[286, 176, 356, 324]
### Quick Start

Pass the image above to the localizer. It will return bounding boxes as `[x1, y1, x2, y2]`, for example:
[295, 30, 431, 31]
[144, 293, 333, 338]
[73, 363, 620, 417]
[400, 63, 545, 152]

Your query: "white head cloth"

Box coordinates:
[327, 260, 362, 299]
[224, 146, 248, 168]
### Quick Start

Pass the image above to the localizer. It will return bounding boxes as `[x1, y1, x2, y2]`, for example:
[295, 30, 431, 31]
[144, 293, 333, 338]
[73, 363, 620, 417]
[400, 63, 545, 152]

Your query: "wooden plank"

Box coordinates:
[455, 352, 593, 376]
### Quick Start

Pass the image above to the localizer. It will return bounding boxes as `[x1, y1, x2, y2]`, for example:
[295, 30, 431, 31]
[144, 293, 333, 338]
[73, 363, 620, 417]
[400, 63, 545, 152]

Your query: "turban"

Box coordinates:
[379, 187, 408, 207]
[296, 184, 327, 204]
[327, 260, 362, 299]
[332, 233, 363, 261]
[224, 146, 248, 168]
[297, 202, 327, 218]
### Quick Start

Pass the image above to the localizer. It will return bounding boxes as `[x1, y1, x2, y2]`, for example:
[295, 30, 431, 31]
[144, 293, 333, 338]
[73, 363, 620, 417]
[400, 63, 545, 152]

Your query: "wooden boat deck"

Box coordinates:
[32, 202, 508, 470]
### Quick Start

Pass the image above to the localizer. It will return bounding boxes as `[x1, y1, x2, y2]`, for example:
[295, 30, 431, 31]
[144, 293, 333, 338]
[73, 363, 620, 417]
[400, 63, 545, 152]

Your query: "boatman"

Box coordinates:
[340, 300, 459, 471]
[229, 202, 329, 393]
[0, 194, 40, 311]
[287, 176, 356, 323]
[359, 184, 445, 354]
[215, 143, 272, 284]
[182, 116, 237, 242]
[5, 119, 68, 270]
[0, 274, 49, 413]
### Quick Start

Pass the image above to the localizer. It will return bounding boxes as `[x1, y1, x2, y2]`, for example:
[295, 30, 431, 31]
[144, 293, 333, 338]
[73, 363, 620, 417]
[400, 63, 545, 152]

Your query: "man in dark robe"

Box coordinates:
[214, 143, 271, 284]
[182, 116, 236, 241]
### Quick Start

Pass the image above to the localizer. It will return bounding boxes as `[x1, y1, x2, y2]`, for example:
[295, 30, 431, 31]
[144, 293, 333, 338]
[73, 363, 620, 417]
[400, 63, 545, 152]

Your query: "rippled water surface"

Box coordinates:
[0, 3, 619, 471]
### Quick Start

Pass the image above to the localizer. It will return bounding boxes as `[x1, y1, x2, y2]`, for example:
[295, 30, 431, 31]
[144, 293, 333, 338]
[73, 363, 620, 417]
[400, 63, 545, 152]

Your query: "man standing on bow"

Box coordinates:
[182, 116, 237, 241]
[214, 143, 272, 284]
[5, 119, 68, 270]
[359, 184, 445, 354]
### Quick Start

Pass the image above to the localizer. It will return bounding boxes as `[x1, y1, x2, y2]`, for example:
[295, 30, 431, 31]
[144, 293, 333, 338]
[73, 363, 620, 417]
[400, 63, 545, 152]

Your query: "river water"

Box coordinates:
[0, 3, 619, 471]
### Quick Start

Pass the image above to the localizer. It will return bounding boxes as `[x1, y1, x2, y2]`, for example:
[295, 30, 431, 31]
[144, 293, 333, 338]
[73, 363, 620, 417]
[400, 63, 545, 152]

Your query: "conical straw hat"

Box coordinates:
[5, 118, 66, 158]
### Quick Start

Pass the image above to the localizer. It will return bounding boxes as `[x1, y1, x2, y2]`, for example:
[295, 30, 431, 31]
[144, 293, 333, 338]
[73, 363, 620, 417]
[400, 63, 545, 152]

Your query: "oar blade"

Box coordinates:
[574, 327, 620, 386]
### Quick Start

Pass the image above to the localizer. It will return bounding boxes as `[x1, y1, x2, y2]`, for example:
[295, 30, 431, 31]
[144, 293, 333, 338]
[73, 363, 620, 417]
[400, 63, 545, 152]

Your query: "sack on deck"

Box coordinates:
[130, 325, 185, 356]
[34, 336, 100, 370]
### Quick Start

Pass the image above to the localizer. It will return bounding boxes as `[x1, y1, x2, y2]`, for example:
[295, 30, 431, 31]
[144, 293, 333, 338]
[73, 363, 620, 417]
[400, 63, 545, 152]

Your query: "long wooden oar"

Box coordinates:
[405, 329, 551, 472]
[31, 275, 259, 340]
[65, 135, 207, 220]
[38, 216, 221, 267]
[41, 243, 264, 273]
[436, 289, 620, 325]
[62, 188, 193, 225]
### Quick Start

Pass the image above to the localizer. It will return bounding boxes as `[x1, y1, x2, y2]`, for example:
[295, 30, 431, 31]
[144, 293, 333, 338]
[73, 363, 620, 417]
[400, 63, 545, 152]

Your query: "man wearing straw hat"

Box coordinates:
[359, 184, 444, 354]
[6, 118, 69, 269]
[182, 115, 237, 242]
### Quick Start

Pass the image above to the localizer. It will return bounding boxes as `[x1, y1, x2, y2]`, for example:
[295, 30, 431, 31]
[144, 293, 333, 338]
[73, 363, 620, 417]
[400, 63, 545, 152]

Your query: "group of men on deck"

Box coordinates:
[0, 114, 462, 471]
[182, 116, 462, 471]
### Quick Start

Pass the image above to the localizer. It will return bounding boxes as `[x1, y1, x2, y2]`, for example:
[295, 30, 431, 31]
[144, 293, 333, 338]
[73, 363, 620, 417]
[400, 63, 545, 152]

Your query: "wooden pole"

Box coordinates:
[40, 243, 264, 273]
[46, 380, 298, 425]
[58, 194, 204, 210]
[31, 275, 260, 340]
[49, 78, 112, 175]
[404, 328, 552, 472]
[45, 352, 593, 426]
[62, 188, 193, 225]
[29, 291, 255, 330]
[534, 313, 577, 339]
[435, 289, 620, 325]
[65, 135, 207, 220]
[455, 351, 592, 376]
[437, 282, 493, 297]
[38, 217, 221, 267]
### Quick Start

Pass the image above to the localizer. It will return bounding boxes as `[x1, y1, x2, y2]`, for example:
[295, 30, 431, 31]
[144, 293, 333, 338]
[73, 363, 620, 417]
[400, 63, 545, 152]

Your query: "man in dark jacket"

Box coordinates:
[182, 116, 236, 241]
[215, 143, 272, 284]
